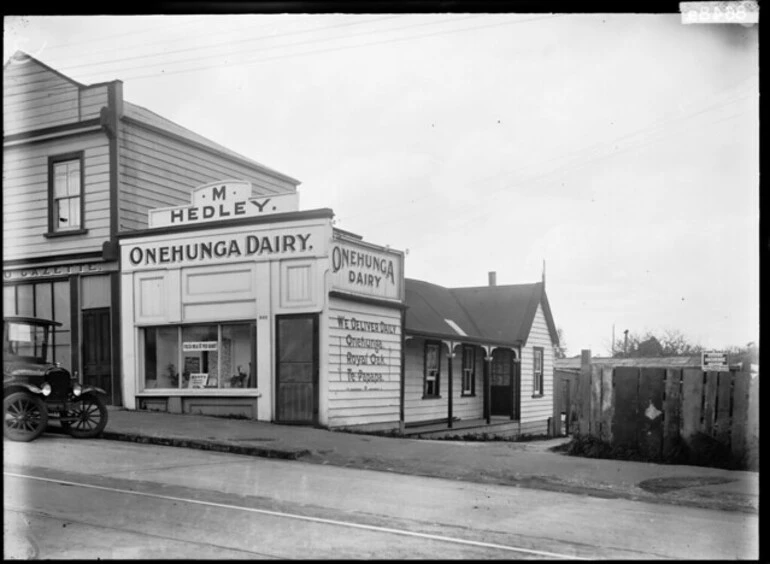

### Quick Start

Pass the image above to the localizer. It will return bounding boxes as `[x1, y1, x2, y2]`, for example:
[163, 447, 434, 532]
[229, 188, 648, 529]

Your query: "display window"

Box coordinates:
[143, 321, 256, 390]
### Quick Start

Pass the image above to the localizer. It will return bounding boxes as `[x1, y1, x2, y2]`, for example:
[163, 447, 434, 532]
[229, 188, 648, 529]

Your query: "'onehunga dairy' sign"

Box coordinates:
[148, 180, 299, 228]
[330, 239, 404, 301]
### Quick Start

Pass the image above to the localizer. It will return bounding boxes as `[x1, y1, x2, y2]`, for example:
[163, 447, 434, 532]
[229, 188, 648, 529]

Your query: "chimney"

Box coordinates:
[488, 271, 497, 287]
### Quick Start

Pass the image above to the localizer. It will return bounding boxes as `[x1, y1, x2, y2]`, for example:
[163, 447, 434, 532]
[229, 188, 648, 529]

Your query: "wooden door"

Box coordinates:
[275, 315, 318, 424]
[491, 349, 513, 416]
[82, 308, 112, 404]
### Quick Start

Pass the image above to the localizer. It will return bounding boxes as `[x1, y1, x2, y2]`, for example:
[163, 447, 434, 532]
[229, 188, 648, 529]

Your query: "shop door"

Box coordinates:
[82, 308, 112, 404]
[490, 349, 513, 416]
[276, 314, 318, 424]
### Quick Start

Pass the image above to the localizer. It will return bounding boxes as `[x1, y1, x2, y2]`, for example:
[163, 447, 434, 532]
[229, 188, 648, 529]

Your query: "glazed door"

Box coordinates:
[490, 349, 513, 416]
[275, 315, 318, 424]
[82, 308, 112, 404]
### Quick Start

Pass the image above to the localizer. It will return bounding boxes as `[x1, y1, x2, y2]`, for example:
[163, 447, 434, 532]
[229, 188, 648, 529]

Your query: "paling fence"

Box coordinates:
[553, 354, 759, 470]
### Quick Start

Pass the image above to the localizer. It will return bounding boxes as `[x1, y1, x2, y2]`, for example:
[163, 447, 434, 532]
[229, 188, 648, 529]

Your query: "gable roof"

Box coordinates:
[405, 278, 559, 347]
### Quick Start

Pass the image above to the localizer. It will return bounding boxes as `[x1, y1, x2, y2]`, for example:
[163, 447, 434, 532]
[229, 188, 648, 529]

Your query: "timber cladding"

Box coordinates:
[574, 363, 759, 469]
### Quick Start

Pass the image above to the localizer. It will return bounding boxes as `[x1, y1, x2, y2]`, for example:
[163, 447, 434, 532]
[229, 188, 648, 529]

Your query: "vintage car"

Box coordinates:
[3, 316, 108, 442]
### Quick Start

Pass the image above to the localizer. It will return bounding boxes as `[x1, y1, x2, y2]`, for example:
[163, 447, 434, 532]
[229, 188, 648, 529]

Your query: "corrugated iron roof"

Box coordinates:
[405, 278, 558, 346]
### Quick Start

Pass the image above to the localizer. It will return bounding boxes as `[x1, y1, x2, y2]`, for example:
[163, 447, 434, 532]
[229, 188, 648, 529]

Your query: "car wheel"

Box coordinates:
[66, 396, 108, 438]
[3, 392, 49, 442]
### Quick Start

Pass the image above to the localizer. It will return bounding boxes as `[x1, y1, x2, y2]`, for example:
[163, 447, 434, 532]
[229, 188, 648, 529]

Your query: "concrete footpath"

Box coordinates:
[51, 408, 759, 514]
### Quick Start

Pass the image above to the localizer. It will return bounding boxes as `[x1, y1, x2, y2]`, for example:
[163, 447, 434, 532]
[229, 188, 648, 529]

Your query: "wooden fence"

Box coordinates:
[552, 351, 759, 470]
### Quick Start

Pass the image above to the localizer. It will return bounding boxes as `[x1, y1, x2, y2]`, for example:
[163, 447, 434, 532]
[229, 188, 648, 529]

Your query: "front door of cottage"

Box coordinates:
[275, 314, 318, 424]
[82, 307, 112, 404]
[490, 349, 513, 416]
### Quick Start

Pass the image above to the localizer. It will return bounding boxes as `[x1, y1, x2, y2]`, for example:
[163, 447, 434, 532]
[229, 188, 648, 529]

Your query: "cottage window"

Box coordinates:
[48, 153, 85, 235]
[461, 345, 475, 396]
[143, 322, 256, 390]
[533, 346, 544, 396]
[423, 342, 441, 398]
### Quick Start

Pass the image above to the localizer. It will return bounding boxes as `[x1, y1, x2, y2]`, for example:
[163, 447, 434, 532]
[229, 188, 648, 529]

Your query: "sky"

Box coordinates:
[3, 13, 759, 356]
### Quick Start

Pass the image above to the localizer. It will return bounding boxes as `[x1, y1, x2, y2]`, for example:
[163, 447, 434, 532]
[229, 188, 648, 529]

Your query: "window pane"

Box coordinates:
[67, 162, 80, 196]
[144, 327, 180, 389]
[53, 281, 70, 329]
[221, 323, 255, 388]
[277, 318, 314, 363]
[54, 164, 68, 197]
[3, 286, 16, 316]
[67, 197, 81, 228]
[54, 329, 72, 371]
[182, 324, 218, 389]
[17, 285, 34, 316]
[35, 283, 52, 320]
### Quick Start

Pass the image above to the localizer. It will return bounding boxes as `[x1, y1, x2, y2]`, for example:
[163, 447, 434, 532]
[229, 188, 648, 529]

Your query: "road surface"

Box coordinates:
[3, 434, 758, 559]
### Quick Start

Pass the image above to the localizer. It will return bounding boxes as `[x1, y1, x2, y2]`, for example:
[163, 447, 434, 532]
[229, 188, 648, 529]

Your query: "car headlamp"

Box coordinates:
[73, 383, 82, 397]
[41, 383, 52, 396]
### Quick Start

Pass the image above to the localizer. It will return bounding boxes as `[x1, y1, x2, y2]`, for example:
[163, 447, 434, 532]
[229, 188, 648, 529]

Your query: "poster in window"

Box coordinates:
[184, 356, 201, 374]
[206, 374, 219, 388]
[189, 373, 208, 389]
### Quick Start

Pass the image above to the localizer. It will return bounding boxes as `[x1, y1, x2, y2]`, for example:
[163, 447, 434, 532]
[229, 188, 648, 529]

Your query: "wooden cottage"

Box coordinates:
[403, 273, 559, 437]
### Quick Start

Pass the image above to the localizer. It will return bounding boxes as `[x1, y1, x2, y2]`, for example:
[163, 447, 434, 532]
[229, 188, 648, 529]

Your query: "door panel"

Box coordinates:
[491, 349, 513, 416]
[82, 308, 112, 404]
[276, 315, 318, 424]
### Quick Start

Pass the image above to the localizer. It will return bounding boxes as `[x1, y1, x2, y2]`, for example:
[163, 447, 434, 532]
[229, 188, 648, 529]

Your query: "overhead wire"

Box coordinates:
[54, 14, 561, 84]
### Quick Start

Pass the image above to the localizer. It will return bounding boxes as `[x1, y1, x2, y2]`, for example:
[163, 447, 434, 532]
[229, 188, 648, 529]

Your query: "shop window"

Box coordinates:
[533, 346, 544, 397]
[461, 345, 476, 396]
[423, 342, 441, 398]
[4, 282, 71, 369]
[142, 322, 256, 390]
[48, 153, 85, 235]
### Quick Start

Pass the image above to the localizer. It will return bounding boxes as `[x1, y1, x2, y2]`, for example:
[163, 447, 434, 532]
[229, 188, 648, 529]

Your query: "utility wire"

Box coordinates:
[55, 15, 405, 73]
[58, 14, 560, 84]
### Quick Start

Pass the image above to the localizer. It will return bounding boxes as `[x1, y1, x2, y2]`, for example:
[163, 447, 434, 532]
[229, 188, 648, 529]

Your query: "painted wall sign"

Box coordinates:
[330, 240, 404, 301]
[329, 309, 401, 390]
[121, 225, 325, 271]
[3, 261, 117, 281]
[148, 180, 299, 228]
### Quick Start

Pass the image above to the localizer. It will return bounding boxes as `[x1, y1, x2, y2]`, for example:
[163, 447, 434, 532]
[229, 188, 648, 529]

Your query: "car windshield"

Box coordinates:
[4, 321, 52, 363]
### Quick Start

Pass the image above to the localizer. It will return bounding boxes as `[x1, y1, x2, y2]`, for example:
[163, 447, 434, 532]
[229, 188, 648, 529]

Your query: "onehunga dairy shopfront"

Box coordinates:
[119, 180, 405, 431]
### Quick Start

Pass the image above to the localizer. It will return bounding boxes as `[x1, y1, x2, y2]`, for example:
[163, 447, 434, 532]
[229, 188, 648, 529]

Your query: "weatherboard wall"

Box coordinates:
[3, 132, 111, 260]
[326, 298, 401, 429]
[404, 337, 449, 424]
[3, 56, 109, 135]
[519, 303, 554, 434]
[118, 118, 298, 232]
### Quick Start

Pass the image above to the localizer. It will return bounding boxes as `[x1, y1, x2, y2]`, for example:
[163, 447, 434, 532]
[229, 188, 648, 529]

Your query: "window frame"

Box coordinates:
[532, 346, 544, 397]
[461, 344, 476, 397]
[423, 340, 442, 399]
[141, 321, 257, 391]
[47, 151, 87, 237]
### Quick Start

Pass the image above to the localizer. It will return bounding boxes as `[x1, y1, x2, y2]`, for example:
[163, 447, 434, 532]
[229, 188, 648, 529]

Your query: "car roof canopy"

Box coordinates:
[4, 316, 63, 328]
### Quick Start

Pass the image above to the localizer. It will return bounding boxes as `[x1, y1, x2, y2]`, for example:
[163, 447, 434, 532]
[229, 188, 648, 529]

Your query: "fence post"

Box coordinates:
[578, 349, 592, 436]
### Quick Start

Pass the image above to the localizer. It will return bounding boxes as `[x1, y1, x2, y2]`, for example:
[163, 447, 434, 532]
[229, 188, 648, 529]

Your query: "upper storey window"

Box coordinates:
[47, 153, 86, 236]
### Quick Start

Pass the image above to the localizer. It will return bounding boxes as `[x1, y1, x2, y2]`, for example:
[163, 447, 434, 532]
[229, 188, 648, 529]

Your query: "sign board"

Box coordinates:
[330, 239, 404, 301]
[121, 223, 325, 272]
[702, 351, 729, 372]
[148, 180, 300, 228]
[189, 373, 208, 388]
[183, 341, 218, 352]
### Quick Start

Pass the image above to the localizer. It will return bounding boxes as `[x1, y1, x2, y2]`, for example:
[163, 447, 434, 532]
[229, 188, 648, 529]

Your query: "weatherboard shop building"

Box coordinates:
[118, 180, 406, 431]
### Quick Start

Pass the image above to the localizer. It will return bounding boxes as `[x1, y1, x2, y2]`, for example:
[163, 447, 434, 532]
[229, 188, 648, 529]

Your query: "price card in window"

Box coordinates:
[189, 373, 208, 388]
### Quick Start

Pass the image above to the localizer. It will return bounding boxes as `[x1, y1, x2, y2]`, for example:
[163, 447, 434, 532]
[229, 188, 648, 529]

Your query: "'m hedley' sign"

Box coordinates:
[148, 180, 299, 228]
